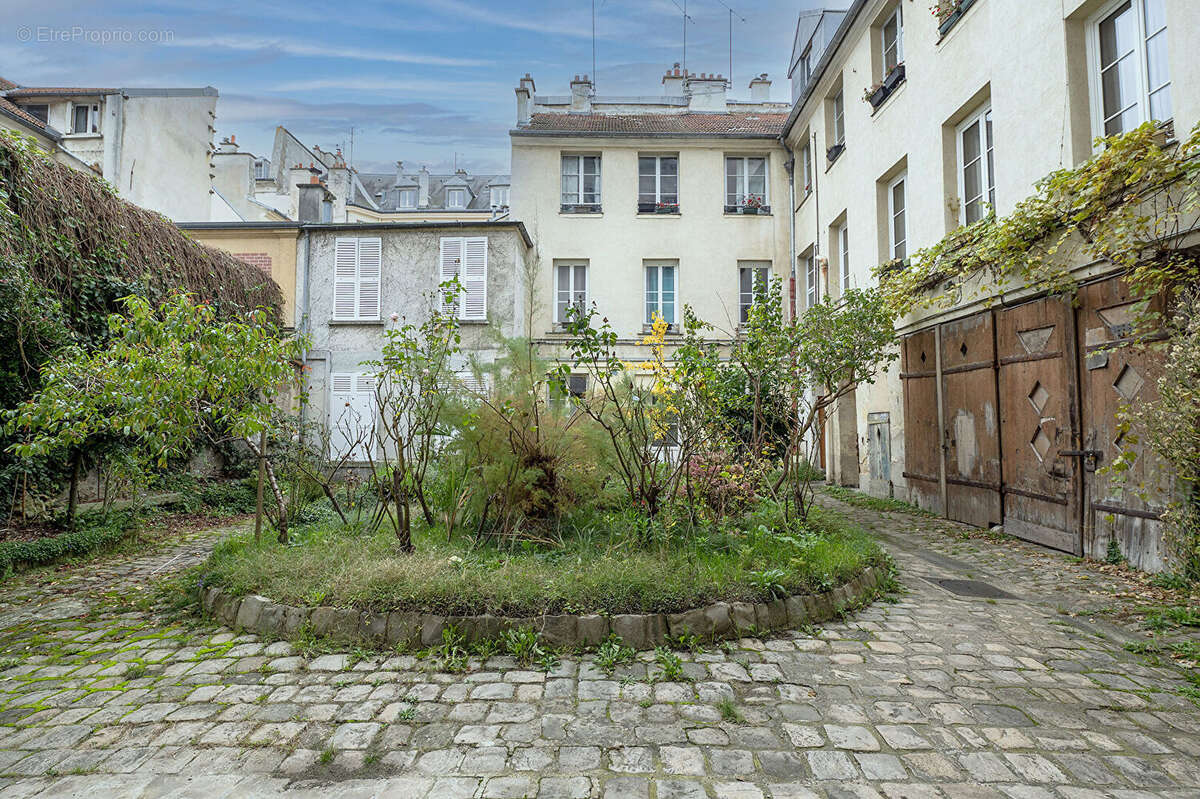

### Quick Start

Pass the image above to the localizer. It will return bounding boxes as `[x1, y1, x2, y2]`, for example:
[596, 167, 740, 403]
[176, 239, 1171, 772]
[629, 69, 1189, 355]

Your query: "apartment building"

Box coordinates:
[783, 0, 1200, 568]
[509, 68, 792, 378]
[0, 77, 217, 221]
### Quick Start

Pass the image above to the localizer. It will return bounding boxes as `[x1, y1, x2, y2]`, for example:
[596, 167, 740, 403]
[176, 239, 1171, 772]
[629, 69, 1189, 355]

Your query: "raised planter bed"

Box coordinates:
[200, 564, 891, 651]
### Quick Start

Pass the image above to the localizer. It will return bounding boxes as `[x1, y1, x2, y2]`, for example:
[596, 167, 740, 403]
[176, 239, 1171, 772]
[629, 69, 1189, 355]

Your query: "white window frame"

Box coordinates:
[446, 188, 467, 209]
[439, 236, 488, 321]
[561, 154, 601, 209]
[328, 372, 377, 462]
[831, 91, 845, 146]
[800, 141, 813, 195]
[837, 223, 851, 293]
[738, 263, 771, 324]
[637, 154, 679, 209]
[398, 188, 417, 209]
[725, 156, 768, 208]
[333, 237, 382, 322]
[956, 104, 995, 226]
[644, 261, 678, 326]
[805, 254, 819, 309]
[70, 102, 100, 135]
[1086, 0, 1171, 140]
[888, 173, 907, 261]
[882, 5, 904, 74]
[554, 262, 589, 324]
[489, 186, 509, 208]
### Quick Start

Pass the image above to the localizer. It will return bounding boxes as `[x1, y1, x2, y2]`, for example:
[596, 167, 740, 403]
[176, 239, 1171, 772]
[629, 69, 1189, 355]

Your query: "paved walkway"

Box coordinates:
[0, 498, 1197, 798]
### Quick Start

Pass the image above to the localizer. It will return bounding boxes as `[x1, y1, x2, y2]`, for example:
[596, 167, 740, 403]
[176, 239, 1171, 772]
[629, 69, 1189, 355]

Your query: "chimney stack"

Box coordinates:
[418, 165, 431, 208]
[686, 72, 728, 112]
[570, 74, 593, 112]
[515, 73, 535, 126]
[748, 73, 772, 102]
[662, 63, 686, 96]
[395, 160, 405, 184]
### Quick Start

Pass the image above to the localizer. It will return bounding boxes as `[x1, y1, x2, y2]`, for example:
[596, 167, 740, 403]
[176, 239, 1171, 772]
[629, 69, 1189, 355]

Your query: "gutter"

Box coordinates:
[510, 129, 782, 141]
[781, 0, 868, 141]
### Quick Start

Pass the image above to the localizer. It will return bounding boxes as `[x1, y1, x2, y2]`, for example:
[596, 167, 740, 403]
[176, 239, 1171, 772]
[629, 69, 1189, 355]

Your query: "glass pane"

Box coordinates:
[556, 265, 570, 320]
[662, 157, 678, 176]
[1145, 30, 1170, 93]
[582, 173, 597, 203]
[638, 174, 657, 203]
[1142, 0, 1166, 34]
[748, 159, 766, 200]
[1099, 2, 1135, 69]
[891, 180, 905, 215]
[739, 267, 752, 294]
[985, 112, 994, 203]
[660, 175, 677, 203]
[661, 267, 675, 323]
[726, 172, 740, 205]
[638, 156, 656, 177]
[964, 160, 981, 207]
[574, 264, 587, 297]
[1102, 56, 1139, 127]
[584, 156, 599, 175]
[1149, 86, 1172, 123]
[962, 120, 981, 166]
[645, 267, 658, 323]
[561, 174, 578, 204]
[893, 231, 906, 261]
[883, 18, 898, 70]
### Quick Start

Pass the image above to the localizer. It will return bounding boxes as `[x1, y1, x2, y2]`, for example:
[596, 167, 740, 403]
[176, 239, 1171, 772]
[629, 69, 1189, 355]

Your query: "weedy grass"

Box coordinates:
[824, 485, 936, 517]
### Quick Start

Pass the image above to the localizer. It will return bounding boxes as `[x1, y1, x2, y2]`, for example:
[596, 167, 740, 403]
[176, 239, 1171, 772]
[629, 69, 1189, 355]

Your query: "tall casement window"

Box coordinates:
[398, 189, 416, 209]
[561, 154, 601, 211]
[644, 261, 678, 326]
[882, 5, 904, 73]
[799, 141, 813, 195]
[1089, 0, 1171, 136]
[329, 373, 377, 461]
[738, 262, 770, 324]
[888, 174, 907, 261]
[555, 262, 588, 324]
[832, 91, 846, 146]
[439, 236, 488, 321]
[805, 254, 819, 308]
[957, 105, 994, 225]
[72, 103, 99, 134]
[638, 155, 679, 212]
[333, 237, 382, 321]
[837, 223, 851, 293]
[725, 156, 768, 210]
[446, 188, 467, 209]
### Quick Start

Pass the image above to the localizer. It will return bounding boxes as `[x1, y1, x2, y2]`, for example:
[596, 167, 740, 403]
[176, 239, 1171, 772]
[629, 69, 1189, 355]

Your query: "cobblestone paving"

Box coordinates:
[0, 501, 1198, 798]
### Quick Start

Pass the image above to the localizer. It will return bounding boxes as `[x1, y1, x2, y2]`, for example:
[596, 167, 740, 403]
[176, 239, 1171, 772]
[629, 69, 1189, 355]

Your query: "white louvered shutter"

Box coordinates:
[439, 237, 463, 316]
[329, 373, 357, 458]
[462, 237, 488, 320]
[357, 238, 381, 320]
[334, 239, 359, 320]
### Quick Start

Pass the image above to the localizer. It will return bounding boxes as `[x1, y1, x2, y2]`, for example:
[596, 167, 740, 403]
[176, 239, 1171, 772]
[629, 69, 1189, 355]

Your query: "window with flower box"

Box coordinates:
[638, 155, 679, 213]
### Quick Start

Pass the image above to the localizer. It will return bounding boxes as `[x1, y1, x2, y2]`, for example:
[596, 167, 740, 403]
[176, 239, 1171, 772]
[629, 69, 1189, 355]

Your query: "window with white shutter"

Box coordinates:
[332, 237, 382, 321]
[439, 236, 487, 321]
[329, 372, 377, 461]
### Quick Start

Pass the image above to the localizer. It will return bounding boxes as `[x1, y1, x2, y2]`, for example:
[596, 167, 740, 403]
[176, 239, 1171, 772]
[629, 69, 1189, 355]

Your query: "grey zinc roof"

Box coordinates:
[352, 171, 510, 211]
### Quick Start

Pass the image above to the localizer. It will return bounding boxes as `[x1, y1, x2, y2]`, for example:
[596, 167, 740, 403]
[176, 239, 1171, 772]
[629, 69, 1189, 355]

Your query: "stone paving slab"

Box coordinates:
[0, 500, 1197, 797]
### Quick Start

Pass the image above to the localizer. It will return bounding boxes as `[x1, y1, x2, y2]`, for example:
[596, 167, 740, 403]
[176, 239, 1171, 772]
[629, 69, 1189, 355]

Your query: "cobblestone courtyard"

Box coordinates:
[0, 495, 1197, 798]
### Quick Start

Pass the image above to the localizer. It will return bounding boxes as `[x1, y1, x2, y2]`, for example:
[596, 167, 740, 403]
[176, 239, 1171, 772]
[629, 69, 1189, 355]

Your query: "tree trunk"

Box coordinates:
[66, 451, 81, 528]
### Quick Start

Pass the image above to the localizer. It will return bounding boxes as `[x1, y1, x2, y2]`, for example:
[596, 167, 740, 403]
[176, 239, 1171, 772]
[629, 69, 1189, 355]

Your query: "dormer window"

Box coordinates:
[399, 189, 417, 209]
[490, 186, 510, 208]
[71, 103, 100, 134]
[447, 188, 467, 209]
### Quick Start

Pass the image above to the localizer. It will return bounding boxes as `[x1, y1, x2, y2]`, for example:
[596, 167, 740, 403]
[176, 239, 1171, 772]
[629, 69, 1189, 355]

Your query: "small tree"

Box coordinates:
[6, 293, 304, 537]
[363, 294, 461, 551]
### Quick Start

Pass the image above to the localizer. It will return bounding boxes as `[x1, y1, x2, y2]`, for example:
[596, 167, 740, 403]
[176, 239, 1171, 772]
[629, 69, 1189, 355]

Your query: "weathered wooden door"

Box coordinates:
[939, 312, 1002, 527]
[996, 297, 1082, 553]
[900, 328, 943, 515]
[1076, 277, 1169, 570]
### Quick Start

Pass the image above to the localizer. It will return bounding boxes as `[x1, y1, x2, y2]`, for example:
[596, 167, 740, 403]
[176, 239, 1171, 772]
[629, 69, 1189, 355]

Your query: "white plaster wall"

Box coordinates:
[511, 136, 791, 354]
[785, 0, 1200, 497]
[116, 93, 216, 221]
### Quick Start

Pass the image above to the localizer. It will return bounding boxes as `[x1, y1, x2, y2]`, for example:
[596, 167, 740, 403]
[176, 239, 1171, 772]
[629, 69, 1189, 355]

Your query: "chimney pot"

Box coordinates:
[230, 134, 236, 143]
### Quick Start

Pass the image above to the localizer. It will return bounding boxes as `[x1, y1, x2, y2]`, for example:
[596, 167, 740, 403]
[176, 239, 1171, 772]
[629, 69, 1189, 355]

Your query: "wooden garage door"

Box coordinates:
[996, 297, 1082, 554]
[939, 312, 1002, 528]
[900, 328, 943, 515]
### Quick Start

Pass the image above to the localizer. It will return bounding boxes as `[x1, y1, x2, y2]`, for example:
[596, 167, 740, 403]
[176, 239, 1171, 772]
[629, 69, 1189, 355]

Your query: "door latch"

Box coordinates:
[1059, 449, 1103, 472]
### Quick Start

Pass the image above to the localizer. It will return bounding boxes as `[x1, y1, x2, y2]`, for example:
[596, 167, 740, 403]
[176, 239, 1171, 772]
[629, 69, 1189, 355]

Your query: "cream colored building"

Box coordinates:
[782, 0, 1199, 567]
[509, 69, 793, 372]
[177, 222, 301, 327]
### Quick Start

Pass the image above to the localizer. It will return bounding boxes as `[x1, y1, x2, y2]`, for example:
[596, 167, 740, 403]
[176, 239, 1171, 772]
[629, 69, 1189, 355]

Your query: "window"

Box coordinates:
[725, 156, 768, 210]
[832, 91, 845, 146]
[882, 6, 904, 73]
[805, 254, 819, 309]
[555, 262, 588, 324]
[439, 236, 488, 321]
[551, 373, 588, 409]
[644, 261, 677, 326]
[329, 373, 377, 461]
[888, 174, 907, 261]
[398, 189, 417, 209]
[957, 105, 995, 225]
[561, 154, 601, 210]
[254, 159, 271, 180]
[738, 263, 770, 324]
[799, 141, 813, 195]
[837, 223, 851, 292]
[71, 103, 99, 134]
[333, 237, 382, 321]
[638, 155, 679, 211]
[321, 200, 332, 223]
[490, 186, 509, 208]
[23, 104, 48, 124]
[1090, 0, 1171, 137]
[446, 188, 467, 209]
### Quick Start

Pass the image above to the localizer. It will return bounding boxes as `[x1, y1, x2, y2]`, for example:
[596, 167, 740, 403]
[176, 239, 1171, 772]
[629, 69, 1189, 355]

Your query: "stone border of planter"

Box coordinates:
[200, 565, 890, 652]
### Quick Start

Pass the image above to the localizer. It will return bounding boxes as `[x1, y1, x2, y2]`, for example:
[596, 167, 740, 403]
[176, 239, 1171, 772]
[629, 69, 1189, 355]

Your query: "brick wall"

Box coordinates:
[233, 252, 272, 274]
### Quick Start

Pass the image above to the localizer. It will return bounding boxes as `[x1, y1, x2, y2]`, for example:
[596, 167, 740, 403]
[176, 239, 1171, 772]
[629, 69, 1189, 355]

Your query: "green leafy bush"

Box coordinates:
[0, 512, 134, 576]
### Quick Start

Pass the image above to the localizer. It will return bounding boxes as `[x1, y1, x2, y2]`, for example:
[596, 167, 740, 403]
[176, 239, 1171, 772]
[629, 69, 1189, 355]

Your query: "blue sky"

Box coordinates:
[2, 0, 821, 174]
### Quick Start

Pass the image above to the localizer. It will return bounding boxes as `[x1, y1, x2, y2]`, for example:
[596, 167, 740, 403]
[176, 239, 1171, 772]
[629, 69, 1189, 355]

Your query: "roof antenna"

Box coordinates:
[592, 0, 596, 92]
[712, 0, 746, 89]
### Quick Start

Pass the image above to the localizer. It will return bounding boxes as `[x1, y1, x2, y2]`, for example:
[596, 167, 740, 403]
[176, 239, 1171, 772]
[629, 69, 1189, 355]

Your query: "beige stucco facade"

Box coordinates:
[783, 0, 1200, 496]
[179, 224, 301, 327]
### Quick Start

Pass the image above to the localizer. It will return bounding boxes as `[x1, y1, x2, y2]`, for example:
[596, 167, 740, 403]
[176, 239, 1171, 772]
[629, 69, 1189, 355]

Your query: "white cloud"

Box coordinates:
[168, 34, 486, 67]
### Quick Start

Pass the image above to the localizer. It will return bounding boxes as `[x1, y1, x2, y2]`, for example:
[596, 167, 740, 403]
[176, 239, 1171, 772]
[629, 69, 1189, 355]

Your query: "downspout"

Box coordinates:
[812, 129, 823, 300]
[297, 228, 312, 444]
[782, 140, 797, 321]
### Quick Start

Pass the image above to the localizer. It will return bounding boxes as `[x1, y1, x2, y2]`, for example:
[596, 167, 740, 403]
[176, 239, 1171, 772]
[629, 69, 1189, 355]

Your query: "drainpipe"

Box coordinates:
[811, 129, 823, 300]
[783, 142, 797, 321]
[297, 227, 312, 445]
